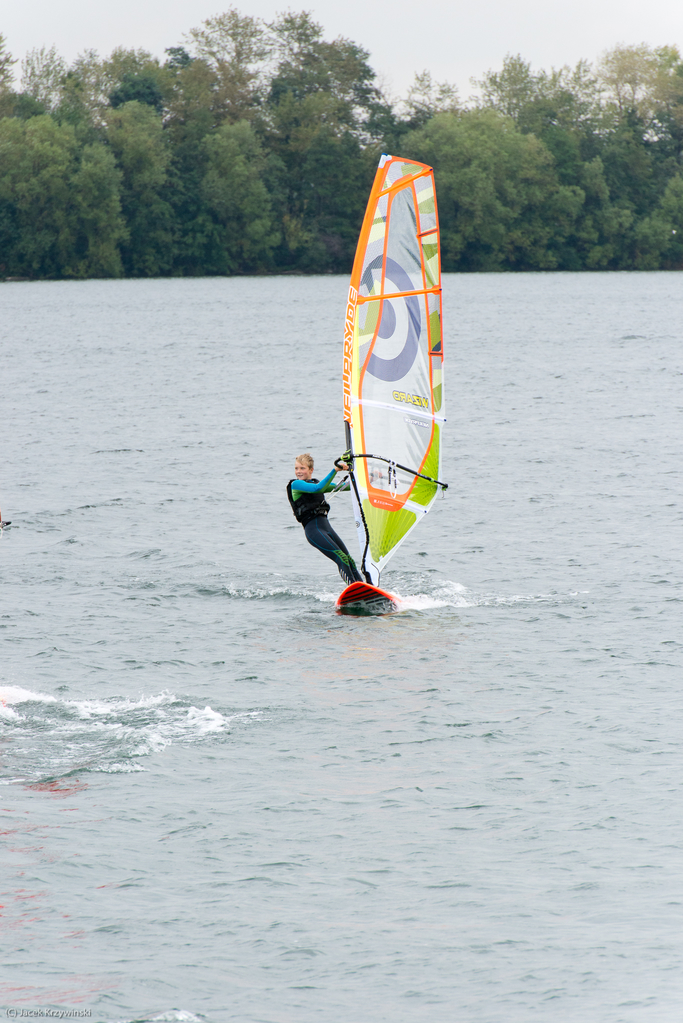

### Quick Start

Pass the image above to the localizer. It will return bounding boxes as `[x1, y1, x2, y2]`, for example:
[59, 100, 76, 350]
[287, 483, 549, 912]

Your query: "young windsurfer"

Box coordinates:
[287, 453, 363, 585]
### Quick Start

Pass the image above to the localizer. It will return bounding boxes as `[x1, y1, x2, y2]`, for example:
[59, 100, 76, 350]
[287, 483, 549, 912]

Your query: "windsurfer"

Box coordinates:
[287, 453, 363, 585]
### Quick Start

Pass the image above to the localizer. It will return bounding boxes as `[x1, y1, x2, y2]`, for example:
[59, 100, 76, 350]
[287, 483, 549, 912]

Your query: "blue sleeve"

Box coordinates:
[290, 468, 336, 493]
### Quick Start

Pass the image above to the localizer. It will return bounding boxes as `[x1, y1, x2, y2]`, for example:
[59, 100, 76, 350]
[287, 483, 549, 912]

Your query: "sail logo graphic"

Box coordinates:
[393, 390, 429, 408]
[343, 286, 358, 420]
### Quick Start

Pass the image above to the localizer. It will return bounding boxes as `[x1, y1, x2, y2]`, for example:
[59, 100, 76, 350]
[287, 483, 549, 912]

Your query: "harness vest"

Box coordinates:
[287, 478, 330, 528]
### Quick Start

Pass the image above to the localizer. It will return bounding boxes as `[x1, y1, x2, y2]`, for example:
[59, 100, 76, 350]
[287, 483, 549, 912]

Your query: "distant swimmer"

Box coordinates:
[286, 452, 362, 585]
[0, 506, 10, 527]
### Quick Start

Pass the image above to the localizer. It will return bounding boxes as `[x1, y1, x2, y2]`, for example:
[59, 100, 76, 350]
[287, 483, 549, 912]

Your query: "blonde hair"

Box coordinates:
[295, 452, 314, 470]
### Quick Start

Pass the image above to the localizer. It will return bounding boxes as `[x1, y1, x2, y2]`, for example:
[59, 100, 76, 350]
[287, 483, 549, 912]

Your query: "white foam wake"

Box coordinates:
[395, 581, 471, 610]
[311, 579, 572, 612]
[0, 685, 260, 782]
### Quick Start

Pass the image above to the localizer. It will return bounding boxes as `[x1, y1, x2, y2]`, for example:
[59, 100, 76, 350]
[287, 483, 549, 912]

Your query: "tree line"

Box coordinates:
[1, 12, 683, 279]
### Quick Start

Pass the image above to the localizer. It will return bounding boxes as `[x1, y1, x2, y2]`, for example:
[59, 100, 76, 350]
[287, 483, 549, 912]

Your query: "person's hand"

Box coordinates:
[335, 449, 352, 471]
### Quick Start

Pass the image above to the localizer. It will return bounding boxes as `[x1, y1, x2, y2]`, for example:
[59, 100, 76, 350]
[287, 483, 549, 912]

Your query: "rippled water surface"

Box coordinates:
[1, 272, 682, 1022]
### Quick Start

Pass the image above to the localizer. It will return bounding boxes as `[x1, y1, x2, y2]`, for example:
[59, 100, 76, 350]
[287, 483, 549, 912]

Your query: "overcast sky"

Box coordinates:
[3, 0, 683, 101]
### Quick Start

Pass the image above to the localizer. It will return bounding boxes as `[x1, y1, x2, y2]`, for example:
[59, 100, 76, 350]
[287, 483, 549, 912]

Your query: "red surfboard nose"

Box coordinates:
[335, 582, 398, 613]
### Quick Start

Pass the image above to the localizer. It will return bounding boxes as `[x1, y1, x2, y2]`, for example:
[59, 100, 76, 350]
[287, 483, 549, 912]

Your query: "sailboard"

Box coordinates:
[335, 154, 447, 613]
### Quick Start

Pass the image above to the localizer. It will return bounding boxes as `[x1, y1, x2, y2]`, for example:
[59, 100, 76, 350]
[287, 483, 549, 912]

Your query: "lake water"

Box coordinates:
[1, 272, 682, 1022]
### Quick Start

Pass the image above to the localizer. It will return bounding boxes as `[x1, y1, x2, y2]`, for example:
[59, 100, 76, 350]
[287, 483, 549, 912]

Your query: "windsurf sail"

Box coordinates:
[343, 155, 446, 586]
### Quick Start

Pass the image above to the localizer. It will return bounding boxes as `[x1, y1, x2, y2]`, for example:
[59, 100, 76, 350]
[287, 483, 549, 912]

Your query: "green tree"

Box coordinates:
[0, 115, 125, 277]
[596, 43, 683, 122]
[0, 116, 79, 275]
[472, 48, 683, 268]
[265, 88, 370, 270]
[109, 72, 164, 112]
[71, 144, 127, 275]
[20, 46, 67, 111]
[4, 94, 47, 120]
[474, 54, 539, 120]
[599, 111, 655, 217]
[165, 47, 193, 72]
[0, 35, 36, 121]
[262, 11, 379, 270]
[475, 54, 602, 130]
[401, 71, 459, 129]
[162, 53, 220, 275]
[0, 33, 15, 92]
[106, 101, 173, 275]
[184, 8, 271, 124]
[594, 45, 683, 173]
[102, 47, 168, 97]
[51, 49, 109, 126]
[633, 173, 683, 268]
[267, 10, 379, 132]
[164, 54, 217, 147]
[658, 174, 683, 266]
[199, 120, 279, 272]
[405, 109, 584, 271]
[52, 48, 170, 130]
[566, 156, 633, 269]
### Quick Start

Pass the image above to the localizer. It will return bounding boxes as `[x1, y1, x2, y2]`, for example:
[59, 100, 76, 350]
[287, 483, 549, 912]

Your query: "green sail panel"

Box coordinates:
[363, 502, 417, 562]
[410, 426, 440, 507]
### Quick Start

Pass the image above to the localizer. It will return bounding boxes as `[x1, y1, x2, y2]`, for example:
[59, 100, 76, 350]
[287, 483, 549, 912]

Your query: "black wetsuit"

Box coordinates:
[287, 470, 362, 585]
